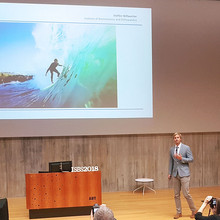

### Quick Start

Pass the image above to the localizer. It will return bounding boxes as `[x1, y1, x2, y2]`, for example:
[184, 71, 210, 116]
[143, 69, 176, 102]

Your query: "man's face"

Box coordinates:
[174, 134, 181, 145]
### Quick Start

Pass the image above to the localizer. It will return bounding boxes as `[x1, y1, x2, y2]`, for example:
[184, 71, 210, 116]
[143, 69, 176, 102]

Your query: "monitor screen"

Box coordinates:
[49, 161, 72, 172]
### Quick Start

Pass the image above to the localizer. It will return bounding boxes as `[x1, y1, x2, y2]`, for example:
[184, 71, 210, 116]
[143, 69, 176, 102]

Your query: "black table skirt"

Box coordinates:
[0, 198, 9, 220]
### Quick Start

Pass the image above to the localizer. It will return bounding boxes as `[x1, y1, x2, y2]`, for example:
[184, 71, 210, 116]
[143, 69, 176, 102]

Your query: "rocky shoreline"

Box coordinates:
[0, 72, 33, 84]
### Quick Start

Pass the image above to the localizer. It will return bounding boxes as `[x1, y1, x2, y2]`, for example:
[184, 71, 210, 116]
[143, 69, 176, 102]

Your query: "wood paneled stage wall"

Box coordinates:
[0, 132, 219, 198]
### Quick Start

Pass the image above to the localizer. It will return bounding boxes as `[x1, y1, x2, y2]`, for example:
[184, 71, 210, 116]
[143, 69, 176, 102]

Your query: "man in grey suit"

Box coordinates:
[168, 133, 197, 219]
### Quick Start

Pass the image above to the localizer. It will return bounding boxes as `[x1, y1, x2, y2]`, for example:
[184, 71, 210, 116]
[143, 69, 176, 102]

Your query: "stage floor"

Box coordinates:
[7, 186, 220, 220]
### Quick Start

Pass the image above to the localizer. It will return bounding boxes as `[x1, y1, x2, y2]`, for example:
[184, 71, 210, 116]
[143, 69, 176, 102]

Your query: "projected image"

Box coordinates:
[0, 22, 117, 108]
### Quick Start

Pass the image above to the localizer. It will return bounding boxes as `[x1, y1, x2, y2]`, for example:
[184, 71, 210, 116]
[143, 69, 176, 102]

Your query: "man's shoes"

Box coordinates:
[174, 213, 182, 219]
[190, 211, 197, 218]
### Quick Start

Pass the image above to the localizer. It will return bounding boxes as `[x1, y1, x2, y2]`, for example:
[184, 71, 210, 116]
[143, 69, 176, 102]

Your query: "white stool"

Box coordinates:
[133, 178, 156, 195]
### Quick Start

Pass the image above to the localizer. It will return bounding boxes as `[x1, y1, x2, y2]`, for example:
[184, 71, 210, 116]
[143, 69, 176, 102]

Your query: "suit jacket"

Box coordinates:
[169, 143, 194, 177]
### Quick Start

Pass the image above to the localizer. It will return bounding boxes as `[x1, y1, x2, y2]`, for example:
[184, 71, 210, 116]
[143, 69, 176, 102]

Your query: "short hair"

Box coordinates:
[173, 132, 182, 139]
[94, 206, 115, 220]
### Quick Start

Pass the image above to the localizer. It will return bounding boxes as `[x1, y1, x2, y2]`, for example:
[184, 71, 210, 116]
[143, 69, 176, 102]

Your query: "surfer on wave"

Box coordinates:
[45, 59, 62, 83]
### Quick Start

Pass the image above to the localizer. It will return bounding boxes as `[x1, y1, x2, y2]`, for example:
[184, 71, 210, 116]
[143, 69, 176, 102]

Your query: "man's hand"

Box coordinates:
[174, 154, 182, 161]
[168, 174, 172, 180]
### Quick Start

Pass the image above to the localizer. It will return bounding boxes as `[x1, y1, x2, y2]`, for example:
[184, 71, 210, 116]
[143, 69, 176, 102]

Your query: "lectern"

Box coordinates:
[26, 171, 101, 218]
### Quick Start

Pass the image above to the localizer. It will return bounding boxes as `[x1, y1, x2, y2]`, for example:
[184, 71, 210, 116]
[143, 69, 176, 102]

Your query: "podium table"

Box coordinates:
[26, 171, 101, 218]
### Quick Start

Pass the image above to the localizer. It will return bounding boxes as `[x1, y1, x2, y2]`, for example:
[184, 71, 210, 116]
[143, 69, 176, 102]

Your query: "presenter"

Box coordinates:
[168, 132, 197, 219]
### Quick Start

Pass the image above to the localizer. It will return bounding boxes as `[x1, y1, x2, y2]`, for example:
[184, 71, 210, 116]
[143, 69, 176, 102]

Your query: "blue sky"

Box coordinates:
[0, 22, 37, 74]
[0, 23, 34, 46]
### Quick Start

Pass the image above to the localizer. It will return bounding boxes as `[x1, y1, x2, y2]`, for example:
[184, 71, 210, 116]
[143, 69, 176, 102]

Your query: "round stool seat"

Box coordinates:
[135, 178, 154, 183]
[133, 178, 156, 195]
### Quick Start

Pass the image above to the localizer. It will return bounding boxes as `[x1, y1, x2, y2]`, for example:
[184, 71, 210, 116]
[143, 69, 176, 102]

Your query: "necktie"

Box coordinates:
[175, 147, 178, 154]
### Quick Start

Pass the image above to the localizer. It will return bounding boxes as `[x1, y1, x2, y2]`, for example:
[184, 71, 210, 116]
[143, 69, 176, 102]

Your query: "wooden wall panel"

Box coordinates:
[42, 137, 71, 166]
[115, 136, 134, 191]
[23, 137, 43, 174]
[153, 134, 173, 189]
[67, 136, 85, 166]
[0, 132, 219, 198]
[0, 139, 7, 197]
[6, 139, 25, 197]
[90, 136, 117, 192]
[202, 133, 220, 186]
